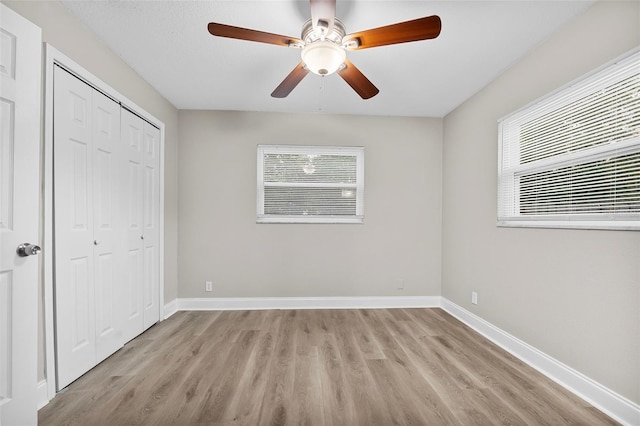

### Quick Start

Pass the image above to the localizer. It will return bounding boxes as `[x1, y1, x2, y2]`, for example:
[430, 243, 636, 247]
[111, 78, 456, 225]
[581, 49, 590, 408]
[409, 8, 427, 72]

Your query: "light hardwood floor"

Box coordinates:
[39, 309, 617, 425]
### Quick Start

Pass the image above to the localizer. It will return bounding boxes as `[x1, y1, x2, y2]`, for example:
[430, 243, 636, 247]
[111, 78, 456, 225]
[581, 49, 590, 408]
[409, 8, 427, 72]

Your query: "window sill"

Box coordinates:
[497, 219, 639, 231]
[257, 216, 364, 224]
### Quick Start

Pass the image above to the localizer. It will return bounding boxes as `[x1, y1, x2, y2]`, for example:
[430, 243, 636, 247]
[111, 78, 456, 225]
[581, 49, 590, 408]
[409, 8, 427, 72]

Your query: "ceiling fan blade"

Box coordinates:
[208, 22, 303, 47]
[310, 0, 336, 37]
[342, 15, 441, 50]
[271, 62, 310, 98]
[337, 60, 379, 99]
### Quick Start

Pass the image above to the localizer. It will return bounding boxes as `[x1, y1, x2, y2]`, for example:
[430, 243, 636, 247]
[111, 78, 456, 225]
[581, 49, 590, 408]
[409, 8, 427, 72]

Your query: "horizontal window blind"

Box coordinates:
[257, 145, 364, 223]
[519, 73, 638, 164]
[498, 49, 640, 230]
[519, 151, 640, 215]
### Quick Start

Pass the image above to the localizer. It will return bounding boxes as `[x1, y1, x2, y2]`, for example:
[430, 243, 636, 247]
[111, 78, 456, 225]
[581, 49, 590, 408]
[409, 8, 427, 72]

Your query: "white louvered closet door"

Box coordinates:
[53, 66, 123, 389]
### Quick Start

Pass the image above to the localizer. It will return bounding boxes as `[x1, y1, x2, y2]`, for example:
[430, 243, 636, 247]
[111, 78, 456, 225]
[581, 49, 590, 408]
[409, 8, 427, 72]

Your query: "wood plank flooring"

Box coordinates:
[39, 309, 618, 425]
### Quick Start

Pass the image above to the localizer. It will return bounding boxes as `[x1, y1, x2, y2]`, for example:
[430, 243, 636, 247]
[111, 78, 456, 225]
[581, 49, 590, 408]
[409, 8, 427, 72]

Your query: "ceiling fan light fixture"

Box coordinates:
[301, 41, 346, 76]
[207, 7, 441, 100]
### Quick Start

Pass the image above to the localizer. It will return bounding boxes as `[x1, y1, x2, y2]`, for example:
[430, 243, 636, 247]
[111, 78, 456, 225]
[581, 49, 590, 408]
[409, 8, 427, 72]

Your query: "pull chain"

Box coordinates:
[318, 76, 325, 112]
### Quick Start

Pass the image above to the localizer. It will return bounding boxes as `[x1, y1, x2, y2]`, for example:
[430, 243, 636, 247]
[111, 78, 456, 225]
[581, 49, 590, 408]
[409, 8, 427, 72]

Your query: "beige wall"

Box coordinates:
[442, 0, 640, 403]
[2, 0, 179, 380]
[178, 111, 442, 298]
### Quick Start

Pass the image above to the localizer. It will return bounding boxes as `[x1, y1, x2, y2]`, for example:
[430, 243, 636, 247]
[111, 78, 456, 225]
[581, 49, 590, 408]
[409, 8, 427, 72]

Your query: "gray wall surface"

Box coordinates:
[178, 111, 443, 298]
[442, 0, 640, 403]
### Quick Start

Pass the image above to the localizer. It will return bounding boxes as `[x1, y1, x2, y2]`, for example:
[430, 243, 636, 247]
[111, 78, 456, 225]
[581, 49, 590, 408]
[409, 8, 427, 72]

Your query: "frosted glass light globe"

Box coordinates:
[301, 41, 346, 76]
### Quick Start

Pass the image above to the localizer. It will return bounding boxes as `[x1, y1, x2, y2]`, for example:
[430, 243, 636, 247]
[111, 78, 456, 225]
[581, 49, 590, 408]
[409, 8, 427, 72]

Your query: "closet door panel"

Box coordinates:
[92, 91, 123, 363]
[53, 67, 96, 389]
[142, 123, 160, 329]
[126, 248, 143, 328]
[121, 109, 144, 342]
[95, 252, 116, 361]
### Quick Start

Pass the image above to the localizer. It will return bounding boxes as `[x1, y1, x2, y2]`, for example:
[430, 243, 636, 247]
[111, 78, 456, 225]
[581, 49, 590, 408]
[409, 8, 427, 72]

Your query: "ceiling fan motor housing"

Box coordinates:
[302, 17, 345, 43]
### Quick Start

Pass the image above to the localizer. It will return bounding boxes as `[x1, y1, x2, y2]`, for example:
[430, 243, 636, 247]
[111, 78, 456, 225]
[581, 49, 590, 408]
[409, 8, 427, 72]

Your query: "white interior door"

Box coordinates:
[90, 81, 123, 364]
[120, 109, 144, 343]
[0, 4, 41, 425]
[120, 109, 160, 338]
[142, 122, 160, 330]
[53, 66, 97, 389]
[53, 67, 124, 389]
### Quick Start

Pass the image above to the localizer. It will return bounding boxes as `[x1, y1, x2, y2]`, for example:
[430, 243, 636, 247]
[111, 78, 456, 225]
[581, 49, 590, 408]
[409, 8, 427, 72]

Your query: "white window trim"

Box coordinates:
[497, 48, 640, 231]
[257, 144, 365, 224]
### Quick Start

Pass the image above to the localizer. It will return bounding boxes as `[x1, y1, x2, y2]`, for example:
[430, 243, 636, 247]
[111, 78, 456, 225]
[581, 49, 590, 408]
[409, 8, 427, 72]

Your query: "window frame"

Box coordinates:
[256, 144, 365, 224]
[497, 48, 640, 231]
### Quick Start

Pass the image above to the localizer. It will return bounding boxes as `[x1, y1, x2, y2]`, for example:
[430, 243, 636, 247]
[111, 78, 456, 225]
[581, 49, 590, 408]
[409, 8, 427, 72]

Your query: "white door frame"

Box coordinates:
[42, 44, 165, 401]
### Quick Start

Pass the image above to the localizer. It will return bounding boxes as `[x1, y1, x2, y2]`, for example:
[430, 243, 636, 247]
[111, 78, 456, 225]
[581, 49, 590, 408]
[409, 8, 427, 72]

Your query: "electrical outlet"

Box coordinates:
[205, 281, 213, 292]
[395, 278, 405, 290]
[471, 291, 478, 305]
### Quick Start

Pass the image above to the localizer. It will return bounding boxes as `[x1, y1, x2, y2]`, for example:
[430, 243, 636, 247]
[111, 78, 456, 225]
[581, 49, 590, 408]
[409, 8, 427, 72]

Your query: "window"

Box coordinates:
[257, 145, 364, 223]
[498, 49, 640, 230]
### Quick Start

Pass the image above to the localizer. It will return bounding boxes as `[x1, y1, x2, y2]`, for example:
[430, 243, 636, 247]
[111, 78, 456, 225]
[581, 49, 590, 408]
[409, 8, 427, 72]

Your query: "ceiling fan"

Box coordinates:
[207, 0, 441, 99]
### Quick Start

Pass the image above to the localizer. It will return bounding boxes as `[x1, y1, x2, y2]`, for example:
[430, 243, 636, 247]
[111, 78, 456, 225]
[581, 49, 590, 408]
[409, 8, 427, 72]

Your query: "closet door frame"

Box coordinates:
[43, 44, 165, 399]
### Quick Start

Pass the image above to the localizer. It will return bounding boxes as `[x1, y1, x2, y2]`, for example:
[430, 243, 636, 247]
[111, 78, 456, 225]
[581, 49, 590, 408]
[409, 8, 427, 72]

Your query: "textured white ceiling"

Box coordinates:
[59, 0, 595, 117]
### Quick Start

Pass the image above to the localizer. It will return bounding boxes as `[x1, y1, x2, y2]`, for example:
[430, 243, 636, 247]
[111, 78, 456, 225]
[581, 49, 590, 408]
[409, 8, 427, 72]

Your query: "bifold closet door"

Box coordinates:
[53, 67, 124, 389]
[121, 108, 160, 342]
[142, 119, 161, 329]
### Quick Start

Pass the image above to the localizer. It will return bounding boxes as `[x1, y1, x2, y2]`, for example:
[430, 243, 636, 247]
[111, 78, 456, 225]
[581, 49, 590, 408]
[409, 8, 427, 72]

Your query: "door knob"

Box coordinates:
[17, 243, 41, 257]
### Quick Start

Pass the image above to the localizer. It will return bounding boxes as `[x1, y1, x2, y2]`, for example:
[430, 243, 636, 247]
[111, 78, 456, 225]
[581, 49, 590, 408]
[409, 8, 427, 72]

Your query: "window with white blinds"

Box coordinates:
[498, 49, 640, 230]
[257, 145, 364, 223]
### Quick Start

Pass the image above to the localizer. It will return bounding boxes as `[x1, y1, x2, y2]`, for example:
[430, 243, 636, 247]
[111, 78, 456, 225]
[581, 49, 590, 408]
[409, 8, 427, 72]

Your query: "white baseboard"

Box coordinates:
[173, 296, 441, 311]
[163, 298, 178, 319]
[441, 298, 640, 426]
[37, 379, 49, 410]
